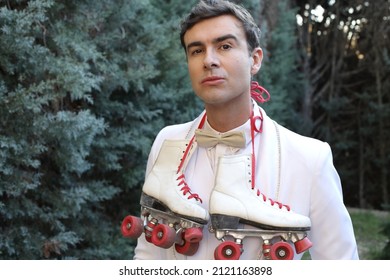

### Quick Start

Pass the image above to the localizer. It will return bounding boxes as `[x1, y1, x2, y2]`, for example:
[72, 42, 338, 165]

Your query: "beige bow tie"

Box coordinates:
[194, 129, 246, 148]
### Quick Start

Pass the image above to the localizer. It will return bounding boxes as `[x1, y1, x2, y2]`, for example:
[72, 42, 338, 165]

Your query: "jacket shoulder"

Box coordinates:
[277, 123, 331, 163]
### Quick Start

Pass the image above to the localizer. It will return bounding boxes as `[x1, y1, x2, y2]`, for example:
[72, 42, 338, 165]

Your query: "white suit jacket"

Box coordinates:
[134, 105, 359, 260]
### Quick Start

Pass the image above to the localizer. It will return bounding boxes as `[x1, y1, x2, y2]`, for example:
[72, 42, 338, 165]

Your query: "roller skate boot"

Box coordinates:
[121, 139, 209, 256]
[209, 154, 312, 260]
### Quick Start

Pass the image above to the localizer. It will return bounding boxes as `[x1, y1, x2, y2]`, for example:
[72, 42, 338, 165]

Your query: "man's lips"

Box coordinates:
[201, 76, 225, 84]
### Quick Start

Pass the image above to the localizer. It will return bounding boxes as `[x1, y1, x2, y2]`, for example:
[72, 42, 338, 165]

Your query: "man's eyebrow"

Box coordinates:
[186, 41, 203, 51]
[213, 34, 239, 44]
[186, 34, 239, 51]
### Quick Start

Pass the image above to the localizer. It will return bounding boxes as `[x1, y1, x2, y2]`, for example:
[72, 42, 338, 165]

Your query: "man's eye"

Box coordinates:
[220, 44, 232, 51]
[191, 49, 203, 55]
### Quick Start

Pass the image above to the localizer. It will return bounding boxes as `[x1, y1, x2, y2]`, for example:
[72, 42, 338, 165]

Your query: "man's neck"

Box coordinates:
[204, 97, 252, 132]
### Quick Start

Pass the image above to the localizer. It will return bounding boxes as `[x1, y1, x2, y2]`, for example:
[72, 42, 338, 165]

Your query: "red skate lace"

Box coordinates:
[250, 107, 291, 211]
[176, 132, 203, 203]
[251, 81, 270, 104]
[176, 174, 202, 203]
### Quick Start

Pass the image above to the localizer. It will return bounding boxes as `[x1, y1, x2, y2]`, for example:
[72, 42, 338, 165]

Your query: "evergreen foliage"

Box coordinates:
[0, 0, 114, 259]
[0, 0, 388, 260]
[259, 0, 303, 132]
[0, 0, 202, 259]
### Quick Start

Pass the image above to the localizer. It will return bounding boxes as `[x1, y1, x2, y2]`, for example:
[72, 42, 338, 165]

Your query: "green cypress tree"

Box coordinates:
[0, 0, 188, 259]
[0, 0, 109, 259]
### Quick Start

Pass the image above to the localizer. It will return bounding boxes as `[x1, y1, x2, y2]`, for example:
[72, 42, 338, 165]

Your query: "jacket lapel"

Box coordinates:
[254, 106, 281, 201]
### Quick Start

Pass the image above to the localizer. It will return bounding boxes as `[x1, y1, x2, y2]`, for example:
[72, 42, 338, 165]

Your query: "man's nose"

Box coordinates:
[203, 49, 219, 69]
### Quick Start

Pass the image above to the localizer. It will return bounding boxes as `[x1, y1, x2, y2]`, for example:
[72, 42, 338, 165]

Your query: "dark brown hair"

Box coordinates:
[180, 0, 261, 53]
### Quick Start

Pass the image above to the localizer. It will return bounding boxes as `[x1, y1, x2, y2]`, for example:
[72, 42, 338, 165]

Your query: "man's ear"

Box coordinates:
[250, 47, 263, 75]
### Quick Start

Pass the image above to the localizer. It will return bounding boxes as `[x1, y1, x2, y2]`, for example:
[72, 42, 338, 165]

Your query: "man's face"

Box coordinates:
[183, 15, 262, 108]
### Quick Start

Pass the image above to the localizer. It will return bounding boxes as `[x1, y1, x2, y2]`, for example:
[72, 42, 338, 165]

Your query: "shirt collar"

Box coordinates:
[202, 100, 262, 148]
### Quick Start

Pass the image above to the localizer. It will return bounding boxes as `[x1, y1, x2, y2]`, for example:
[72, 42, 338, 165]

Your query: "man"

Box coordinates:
[133, 0, 358, 259]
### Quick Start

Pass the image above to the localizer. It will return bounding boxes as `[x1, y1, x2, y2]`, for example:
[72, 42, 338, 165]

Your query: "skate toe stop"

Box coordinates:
[294, 237, 313, 254]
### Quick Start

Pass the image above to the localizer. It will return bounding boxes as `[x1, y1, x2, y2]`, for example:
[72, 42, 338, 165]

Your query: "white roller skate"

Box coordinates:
[121, 139, 209, 256]
[209, 154, 312, 260]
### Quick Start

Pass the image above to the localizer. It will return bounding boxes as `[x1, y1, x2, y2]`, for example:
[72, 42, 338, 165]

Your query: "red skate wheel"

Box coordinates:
[294, 237, 313, 254]
[121, 216, 143, 238]
[183, 227, 203, 243]
[151, 224, 176, 248]
[270, 241, 294, 260]
[214, 241, 241, 260]
[175, 241, 199, 256]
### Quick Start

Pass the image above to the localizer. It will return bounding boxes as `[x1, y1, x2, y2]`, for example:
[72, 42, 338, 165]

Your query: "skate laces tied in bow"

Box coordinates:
[251, 81, 270, 104]
[249, 84, 290, 211]
[176, 136, 203, 203]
